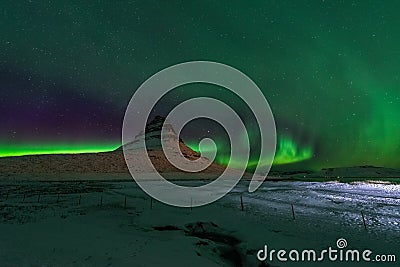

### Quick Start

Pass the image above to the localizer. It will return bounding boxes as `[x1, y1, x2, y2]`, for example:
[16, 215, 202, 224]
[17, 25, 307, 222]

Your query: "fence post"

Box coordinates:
[78, 194, 82, 205]
[124, 196, 127, 209]
[240, 195, 244, 211]
[6, 191, 9, 201]
[361, 211, 367, 230]
[291, 204, 296, 220]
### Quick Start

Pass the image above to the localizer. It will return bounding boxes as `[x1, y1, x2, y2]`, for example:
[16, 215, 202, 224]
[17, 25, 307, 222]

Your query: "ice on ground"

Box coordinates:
[0, 179, 399, 266]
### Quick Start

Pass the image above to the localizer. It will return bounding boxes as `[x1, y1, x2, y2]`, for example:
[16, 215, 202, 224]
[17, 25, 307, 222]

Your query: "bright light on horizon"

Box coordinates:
[0, 143, 120, 157]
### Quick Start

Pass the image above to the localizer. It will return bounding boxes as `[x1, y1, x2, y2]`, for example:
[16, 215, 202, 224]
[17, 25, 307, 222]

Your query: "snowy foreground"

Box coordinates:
[0, 178, 399, 267]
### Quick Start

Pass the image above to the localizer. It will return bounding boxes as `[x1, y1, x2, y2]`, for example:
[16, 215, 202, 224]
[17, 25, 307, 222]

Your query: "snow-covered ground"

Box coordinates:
[0, 179, 399, 266]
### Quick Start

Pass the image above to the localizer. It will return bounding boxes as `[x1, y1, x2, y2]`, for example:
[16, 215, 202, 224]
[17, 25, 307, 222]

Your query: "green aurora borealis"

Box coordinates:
[187, 136, 313, 168]
[273, 137, 313, 165]
[1, 1, 400, 169]
[0, 143, 120, 158]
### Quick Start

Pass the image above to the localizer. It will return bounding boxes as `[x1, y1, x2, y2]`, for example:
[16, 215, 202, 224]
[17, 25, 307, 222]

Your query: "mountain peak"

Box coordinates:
[121, 115, 198, 158]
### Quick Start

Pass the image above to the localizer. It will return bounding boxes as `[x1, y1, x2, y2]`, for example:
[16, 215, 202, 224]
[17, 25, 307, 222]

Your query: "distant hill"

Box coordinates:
[0, 116, 225, 177]
[1, 116, 398, 180]
[271, 165, 400, 179]
[315, 166, 400, 178]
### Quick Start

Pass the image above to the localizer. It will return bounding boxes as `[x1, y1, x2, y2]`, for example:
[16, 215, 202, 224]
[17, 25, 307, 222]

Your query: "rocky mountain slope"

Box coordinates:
[0, 116, 225, 176]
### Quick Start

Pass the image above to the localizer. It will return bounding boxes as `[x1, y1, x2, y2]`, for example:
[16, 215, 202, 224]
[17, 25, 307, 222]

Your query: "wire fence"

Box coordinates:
[0, 188, 371, 231]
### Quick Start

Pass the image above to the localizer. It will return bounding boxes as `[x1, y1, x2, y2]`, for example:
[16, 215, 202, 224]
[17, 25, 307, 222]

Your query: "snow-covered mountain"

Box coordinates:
[0, 116, 225, 176]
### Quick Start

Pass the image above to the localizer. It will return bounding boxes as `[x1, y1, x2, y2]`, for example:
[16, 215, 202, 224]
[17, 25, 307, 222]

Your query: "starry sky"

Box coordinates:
[1, 1, 399, 170]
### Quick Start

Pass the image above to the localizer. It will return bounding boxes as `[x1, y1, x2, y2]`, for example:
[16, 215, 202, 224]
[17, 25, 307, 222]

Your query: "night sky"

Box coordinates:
[1, 1, 399, 170]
